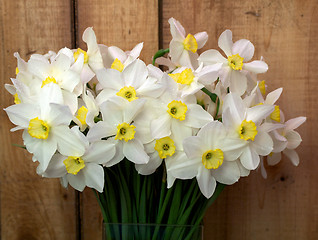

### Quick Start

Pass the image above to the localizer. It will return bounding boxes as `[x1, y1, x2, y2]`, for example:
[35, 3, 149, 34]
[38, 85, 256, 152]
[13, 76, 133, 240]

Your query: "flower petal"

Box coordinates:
[212, 161, 240, 185]
[283, 149, 300, 166]
[251, 132, 273, 156]
[285, 117, 306, 131]
[135, 152, 162, 175]
[197, 167, 216, 198]
[123, 139, 149, 164]
[168, 17, 186, 41]
[194, 32, 208, 49]
[83, 164, 104, 192]
[84, 140, 116, 164]
[267, 152, 281, 166]
[243, 61, 268, 74]
[285, 130, 302, 149]
[67, 171, 86, 192]
[229, 70, 247, 96]
[183, 104, 213, 128]
[218, 30, 233, 57]
[232, 39, 255, 62]
[52, 125, 86, 157]
[198, 49, 227, 65]
[240, 147, 260, 170]
[150, 114, 171, 139]
[122, 59, 148, 89]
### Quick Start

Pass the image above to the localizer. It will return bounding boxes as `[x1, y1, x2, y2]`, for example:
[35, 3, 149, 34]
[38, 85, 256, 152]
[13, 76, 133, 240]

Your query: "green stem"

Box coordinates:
[201, 87, 221, 119]
[152, 48, 170, 66]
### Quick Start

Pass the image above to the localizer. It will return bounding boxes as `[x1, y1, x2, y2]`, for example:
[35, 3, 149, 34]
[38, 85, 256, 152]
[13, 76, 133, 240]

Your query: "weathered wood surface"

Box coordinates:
[0, 0, 317, 239]
[0, 0, 77, 239]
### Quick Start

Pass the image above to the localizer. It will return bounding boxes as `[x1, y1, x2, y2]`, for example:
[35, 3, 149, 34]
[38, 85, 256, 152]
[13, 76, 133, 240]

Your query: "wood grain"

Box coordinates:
[162, 0, 318, 239]
[0, 0, 77, 239]
[76, 0, 159, 238]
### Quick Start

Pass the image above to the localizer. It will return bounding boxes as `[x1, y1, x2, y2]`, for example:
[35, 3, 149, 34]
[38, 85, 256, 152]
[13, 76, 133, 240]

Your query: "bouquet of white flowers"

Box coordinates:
[4, 18, 305, 239]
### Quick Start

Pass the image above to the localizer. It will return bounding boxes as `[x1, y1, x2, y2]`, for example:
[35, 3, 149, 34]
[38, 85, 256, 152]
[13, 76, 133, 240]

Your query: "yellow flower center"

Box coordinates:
[154, 137, 176, 159]
[169, 69, 194, 85]
[167, 100, 187, 121]
[115, 122, 136, 142]
[74, 48, 88, 64]
[28, 117, 50, 139]
[41, 76, 57, 88]
[183, 34, 198, 53]
[14, 93, 21, 104]
[16, 67, 19, 75]
[76, 106, 88, 125]
[63, 156, 85, 175]
[270, 105, 280, 122]
[202, 149, 224, 169]
[258, 80, 266, 95]
[228, 54, 244, 70]
[116, 86, 138, 102]
[239, 120, 258, 141]
[111, 58, 124, 72]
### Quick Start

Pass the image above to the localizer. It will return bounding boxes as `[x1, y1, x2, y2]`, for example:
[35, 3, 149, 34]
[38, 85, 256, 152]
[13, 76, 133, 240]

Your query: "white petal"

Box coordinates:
[47, 103, 73, 126]
[124, 98, 146, 123]
[183, 136, 205, 159]
[150, 114, 171, 139]
[198, 50, 227, 65]
[229, 70, 247, 96]
[166, 152, 198, 180]
[251, 132, 273, 156]
[265, 88, 283, 105]
[223, 92, 245, 123]
[285, 117, 306, 131]
[84, 140, 116, 164]
[67, 171, 86, 192]
[246, 104, 274, 125]
[221, 138, 247, 161]
[52, 125, 86, 156]
[171, 120, 192, 150]
[243, 61, 268, 74]
[196, 63, 223, 85]
[129, 42, 143, 59]
[42, 153, 67, 178]
[218, 30, 233, 57]
[4, 103, 40, 129]
[197, 167, 216, 198]
[122, 59, 148, 89]
[232, 39, 255, 62]
[197, 121, 225, 148]
[168, 17, 185, 41]
[87, 121, 116, 142]
[123, 139, 149, 164]
[23, 130, 57, 172]
[285, 130, 302, 149]
[283, 149, 300, 166]
[135, 152, 162, 175]
[240, 147, 260, 170]
[212, 161, 240, 185]
[267, 152, 281, 166]
[83, 164, 104, 192]
[194, 32, 208, 49]
[183, 104, 213, 128]
[96, 68, 124, 90]
[169, 40, 185, 64]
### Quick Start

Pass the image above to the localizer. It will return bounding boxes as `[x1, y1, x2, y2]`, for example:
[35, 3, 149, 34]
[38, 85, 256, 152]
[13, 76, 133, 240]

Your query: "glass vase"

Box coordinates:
[102, 222, 203, 240]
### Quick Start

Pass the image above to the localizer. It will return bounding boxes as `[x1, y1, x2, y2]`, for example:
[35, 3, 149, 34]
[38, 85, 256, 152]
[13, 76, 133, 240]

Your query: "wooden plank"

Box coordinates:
[76, 0, 159, 238]
[0, 0, 77, 239]
[162, 0, 318, 239]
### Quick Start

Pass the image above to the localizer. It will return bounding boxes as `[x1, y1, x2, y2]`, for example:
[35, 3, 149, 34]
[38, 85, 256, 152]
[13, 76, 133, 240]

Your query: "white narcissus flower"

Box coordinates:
[168, 17, 208, 69]
[199, 30, 268, 96]
[95, 59, 164, 105]
[87, 96, 149, 166]
[222, 92, 275, 170]
[4, 83, 86, 172]
[150, 75, 213, 140]
[267, 116, 306, 166]
[169, 121, 246, 198]
[100, 42, 143, 71]
[73, 27, 104, 85]
[168, 63, 222, 98]
[41, 127, 116, 192]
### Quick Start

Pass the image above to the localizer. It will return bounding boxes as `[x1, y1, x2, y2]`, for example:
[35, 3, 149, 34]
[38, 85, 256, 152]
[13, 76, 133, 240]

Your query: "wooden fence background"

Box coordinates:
[0, 0, 317, 239]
